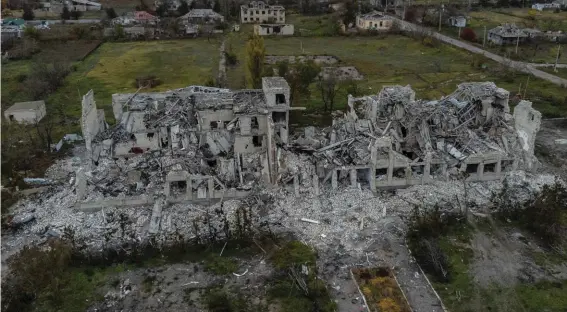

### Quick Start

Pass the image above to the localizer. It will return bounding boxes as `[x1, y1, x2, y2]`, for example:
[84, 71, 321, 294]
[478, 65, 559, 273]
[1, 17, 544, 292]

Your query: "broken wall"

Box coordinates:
[81, 90, 104, 156]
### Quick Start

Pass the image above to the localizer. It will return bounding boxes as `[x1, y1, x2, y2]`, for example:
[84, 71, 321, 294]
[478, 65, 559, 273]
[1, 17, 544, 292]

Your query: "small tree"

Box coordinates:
[61, 5, 71, 20]
[213, 0, 220, 12]
[404, 6, 418, 22]
[245, 35, 265, 88]
[177, 0, 189, 16]
[460, 27, 477, 42]
[318, 74, 339, 111]
[23, 26, 40, 40]
[342, 0, 356, 27]
[70, 9, 83, 20]
[155, 3, 168, 17]
[105, 7, 117, 19]
[22, 4, 34, 20]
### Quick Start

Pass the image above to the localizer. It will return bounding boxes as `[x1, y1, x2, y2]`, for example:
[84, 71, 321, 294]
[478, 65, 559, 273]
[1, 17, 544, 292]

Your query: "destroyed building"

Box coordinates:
[78, 77, 299, 209]
[77, 80, 541, 210]
[291, 82, 541, 191]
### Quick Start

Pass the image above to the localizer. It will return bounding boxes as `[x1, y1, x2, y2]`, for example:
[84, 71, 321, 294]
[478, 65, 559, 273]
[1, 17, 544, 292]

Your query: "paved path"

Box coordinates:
[396, 19, 567, 87]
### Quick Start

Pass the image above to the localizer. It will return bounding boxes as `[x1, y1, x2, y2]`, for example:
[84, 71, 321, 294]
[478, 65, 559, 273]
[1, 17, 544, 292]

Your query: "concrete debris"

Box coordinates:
[1, 80, 561, 264]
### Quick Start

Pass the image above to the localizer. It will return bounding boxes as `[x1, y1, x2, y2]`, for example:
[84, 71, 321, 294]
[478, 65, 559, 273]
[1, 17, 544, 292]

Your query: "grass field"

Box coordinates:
[226, 33, 567, 124]
[49, 39, 220, 125]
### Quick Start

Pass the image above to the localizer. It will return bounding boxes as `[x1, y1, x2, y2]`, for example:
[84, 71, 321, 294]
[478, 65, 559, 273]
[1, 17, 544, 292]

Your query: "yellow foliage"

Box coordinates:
[378, 298, 402, 312]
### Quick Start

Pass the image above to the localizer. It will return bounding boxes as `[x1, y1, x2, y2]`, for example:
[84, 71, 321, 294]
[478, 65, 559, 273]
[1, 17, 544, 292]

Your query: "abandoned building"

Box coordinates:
[447, 15, 466, 28]
[254, 24, 294, 36]
[4, 100, 47, 124]
[76, 79, 541, 212]
[488, 24, 528, 45]
[356, 11, 394, 31]
[179, 9, 225, 25]
[77, 77, 299, 208]
[240, 1, 285, 24]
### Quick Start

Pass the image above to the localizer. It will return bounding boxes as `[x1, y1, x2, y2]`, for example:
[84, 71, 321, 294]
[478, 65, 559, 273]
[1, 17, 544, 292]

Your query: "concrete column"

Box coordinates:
[313, 174, 319, 196]
[293, 175, 299, 196]
[424, 154, 432, 183]
[75, 169, 87, 201]
[331, 170, 338, 189]
[350, 169, 357, 187]
[442, 162, 448, 180]
[186, 178, 193, 200]
[208, 178, 214, 198]
[330, 130, 337, 144]
[512, 158, 519, 171]
[387, 150, 394, 184]
[164, 182, 171, 199]
[370, 165, 376, 192]
[495, 158, 502, 174]
[478, 163, 484, 180]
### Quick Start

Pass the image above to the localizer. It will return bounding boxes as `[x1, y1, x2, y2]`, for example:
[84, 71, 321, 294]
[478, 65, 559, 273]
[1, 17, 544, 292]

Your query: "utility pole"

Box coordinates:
[554, 44, 561, 73]
[458, 26, 461, 38]
[515, 34, 520, 54]
[483, 25, 486, 47]
[438, 4, 444, 32]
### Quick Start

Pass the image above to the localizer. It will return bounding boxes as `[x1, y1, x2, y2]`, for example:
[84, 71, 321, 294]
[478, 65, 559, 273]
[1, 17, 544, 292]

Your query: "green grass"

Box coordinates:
[428, 221, 567, 312]
[286, 13, 340, 36]
[47, 39, 220, 126]
[227, 34, 567, 123]
[34, 264, 130, 312]
[541, 67, 567, 80]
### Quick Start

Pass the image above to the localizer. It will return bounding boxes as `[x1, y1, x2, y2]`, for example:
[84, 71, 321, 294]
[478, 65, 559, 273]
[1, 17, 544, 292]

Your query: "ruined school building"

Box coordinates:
[77, 79, 541, 209]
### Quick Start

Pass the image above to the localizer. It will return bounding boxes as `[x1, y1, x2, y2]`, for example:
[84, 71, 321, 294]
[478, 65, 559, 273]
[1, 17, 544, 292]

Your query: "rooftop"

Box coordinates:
[489, 24, 528, 38]
[358, 11, 391, 20]
[5, 100, 45, 113]
[262, 76, 289, 89]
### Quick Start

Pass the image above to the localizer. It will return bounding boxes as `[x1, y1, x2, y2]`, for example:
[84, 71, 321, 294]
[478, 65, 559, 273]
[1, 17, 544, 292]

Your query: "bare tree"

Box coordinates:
[317, 74, 339, 111]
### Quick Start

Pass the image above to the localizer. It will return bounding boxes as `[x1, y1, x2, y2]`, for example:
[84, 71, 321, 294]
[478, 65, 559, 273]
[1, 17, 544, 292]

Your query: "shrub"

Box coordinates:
[460, 27, 477, 42]
[105, 7, 118, 19]
[421, 36, 436, 47]
[61, 6, 71, 20]
[22, 5, 34, 20]
[71, 25, 89, 40]
[7, 38, 40, 60]
[70, 10, 83, 20]
[23, 26, 40, 40]
[204, 254, 238, 275]
[271, 241, 317, 271]
[225, 50, 238, 66]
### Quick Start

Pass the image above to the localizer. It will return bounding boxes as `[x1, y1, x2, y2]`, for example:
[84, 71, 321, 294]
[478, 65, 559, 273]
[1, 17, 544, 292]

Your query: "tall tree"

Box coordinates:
[213, 0, 220, 12]
[22, 4, 34, 20]
[246, 35, 265, 88]
[342, 0, 356, 26]
[317, 74, 339, 111]
[178, 0, 189, 15]
[61, 5, 71, 20]
[70, 9, 83, 20]
[105, 7, 118, 19]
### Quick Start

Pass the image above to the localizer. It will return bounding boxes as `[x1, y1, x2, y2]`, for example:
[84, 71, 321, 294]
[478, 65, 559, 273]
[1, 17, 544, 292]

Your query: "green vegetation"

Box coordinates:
[226, 34, 567, 124]
[204, 254, 239, 275]
[203, 287, 267, 311]
[268, 241, 336, 312]
[286, 13, 341, 37]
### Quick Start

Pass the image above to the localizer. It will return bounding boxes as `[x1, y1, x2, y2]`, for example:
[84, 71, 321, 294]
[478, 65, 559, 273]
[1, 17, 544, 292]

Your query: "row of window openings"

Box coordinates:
[246, 10, 281, 15]
[210, 117, 260, 130]
[374, 161, 514, 178]
[244, 17, 284, 21]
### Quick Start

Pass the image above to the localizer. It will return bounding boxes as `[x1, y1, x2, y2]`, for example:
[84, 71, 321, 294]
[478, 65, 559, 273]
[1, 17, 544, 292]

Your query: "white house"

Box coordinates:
[254, 24, 294, 36]
[531, 3, 560, 10]
[240, 1, 285, 24]
[4, 101, 47, 124]
[448, 15, 466, 28]
[356, 11, 394, 30]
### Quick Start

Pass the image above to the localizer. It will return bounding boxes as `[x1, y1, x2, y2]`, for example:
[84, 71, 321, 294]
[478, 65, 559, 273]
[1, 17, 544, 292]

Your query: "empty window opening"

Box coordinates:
[251, 116, 259, 129]
[380, 21, 383, 27]
[272, 111, 286, 123]
[94, 161, 99, 166]
[223, 121, 230, 128]
[273, 25, 281, 33]
[130, 134, 137, 142]
[430, 164, 443, 177]
[207, 159, 217, 167]
[466, 163, 479, 174]
[411, 165, 424, 176]
[210, 121, 219, 129]
[252, 136, 262, 147]
[484, 162, 496, 173]
[161, 137, 169, 148]
[400, 126, 408, 137]
[262, 10, 265, 14]
[501, 160, 514, 172]
[8, 115, 14, 121]
[244, 17, 247, 21]
[357, 169, 369, 185]
[376, 168, 388, 178]
[402, 150, 415, 160]
[275, 93, 286, 104]
[392, 168, 406, 180]
[146, 132, 155, 138]
[171, 180, 187, 194]
[129, 147, 144, 154]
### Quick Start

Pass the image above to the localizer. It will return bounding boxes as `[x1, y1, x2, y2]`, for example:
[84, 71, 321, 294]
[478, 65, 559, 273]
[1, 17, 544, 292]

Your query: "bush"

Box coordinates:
[61, 6, 71, 20]
[22, 5, 34, 20]
[7, 39, 40, 60]
[71, 25, 89, 40]
[23, 26, 40, 40]
[25, 61, 71, 100]
[2, 240, 73, 312]
[105, 7, 117, 19]
[460, 27, 477, 42]
[225, 50, 238, 66]
[70, 10, 83, 20]
[421, 36, 436, 47]
[271, 241, 317, 271]
[204, 254, 238, 275]
[496, 180, 567, 246]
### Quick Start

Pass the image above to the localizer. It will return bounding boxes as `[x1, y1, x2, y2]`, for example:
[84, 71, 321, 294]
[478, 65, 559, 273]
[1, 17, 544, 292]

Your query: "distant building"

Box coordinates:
[448, 15, 466, 28]
[67, 0, 102, 11]
[4, 101, 47, 124]
[487, 24, 528, 45]
[134, 11, 159, 24]
[1, 26, 22, 43]
[240, 1, 285, 24]
[179, 9, 224, 25]
[356, 11, 394, 30]
[1, 18, 25, 29]
[254, 24, 294, 36]
[531, 2, 560, 10]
